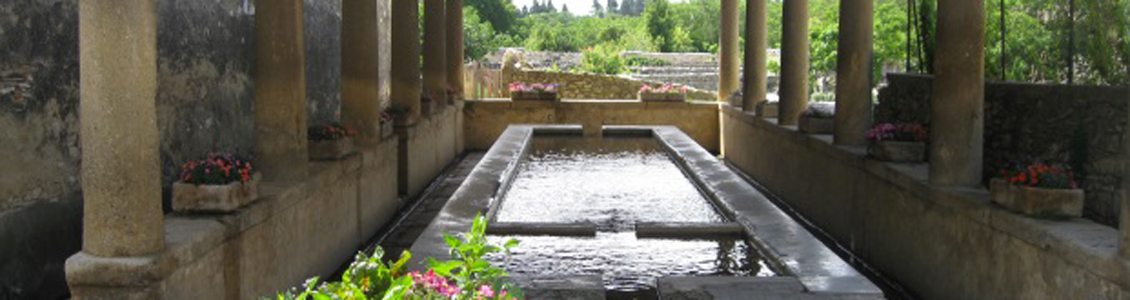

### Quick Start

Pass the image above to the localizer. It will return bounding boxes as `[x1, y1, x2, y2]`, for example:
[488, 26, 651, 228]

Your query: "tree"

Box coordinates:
[608, 0, 620, 15]
[593, 0, 605, 17]
[466, 0, 519, 33]
[547, 0, 557, 13]
[561, 4, 570, 14]
[645, 0, 675, 51]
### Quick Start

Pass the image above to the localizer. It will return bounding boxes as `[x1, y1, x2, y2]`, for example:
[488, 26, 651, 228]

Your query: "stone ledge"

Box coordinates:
[508, 275, 605, 300]
[65, 217, 227, 287]
[653, 125, 882, 296]
[721, 103, 1129, 291]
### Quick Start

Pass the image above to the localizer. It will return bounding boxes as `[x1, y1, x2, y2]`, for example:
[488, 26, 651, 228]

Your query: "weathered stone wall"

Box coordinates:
[505, 69, 716, 100]
[0, 0, 343, 297]
[463, 100, 721, 153]
[722, 105, 1129, 300]
[876, 73, 1130, 226]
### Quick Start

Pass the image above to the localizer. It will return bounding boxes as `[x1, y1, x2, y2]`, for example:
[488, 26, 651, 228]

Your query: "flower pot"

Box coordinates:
[798, 116, 835, 134]
[638, 91, 686, 102]
[868, 141, 925, 162]
[756, 101, 779, 118]
[172, 173, 261, 212]
[309, 138, 356, 160]
[990, 178, 1084, 218]
[510, 91, 559, 101]
[380, 122, 394, 140]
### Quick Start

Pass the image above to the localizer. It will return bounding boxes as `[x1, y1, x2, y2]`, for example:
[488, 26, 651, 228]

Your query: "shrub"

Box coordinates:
[801, 102, 835, 118]
[580, 45, 626, 75]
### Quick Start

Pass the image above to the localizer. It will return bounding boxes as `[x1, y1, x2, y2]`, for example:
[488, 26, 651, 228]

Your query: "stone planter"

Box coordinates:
[798, 116, 834, 134]
[172, 173, 261, 212]
[309, 138, 356, 161]
[868, 141, 925, 162]
[510, 91, 559, 101]
[756, 101, 779, 118]
[638, 91, 686, 102]
[380, 121, 394, 140]
[990, 179, 1084, 218]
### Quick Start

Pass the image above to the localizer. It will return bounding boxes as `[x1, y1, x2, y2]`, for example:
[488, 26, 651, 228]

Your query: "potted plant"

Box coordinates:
[866, 123, 927, 162]
[172, 153, 260, 212]
[308, 123, 357, 160]
[379, 109, 395, 140]
[798, 102, 835, 134]
[638, 83, 688, 102]
[990, 161, 1083, 218]
[509, 83, 559, 101]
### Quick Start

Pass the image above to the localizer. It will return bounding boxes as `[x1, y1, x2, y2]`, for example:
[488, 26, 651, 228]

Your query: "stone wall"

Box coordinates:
[504, 69, 716, 100]
[876, 73, 1130, 226]
[722, 105, 1129, 300]
[463, 100, 721, 153]
[0, 0, 344, 297]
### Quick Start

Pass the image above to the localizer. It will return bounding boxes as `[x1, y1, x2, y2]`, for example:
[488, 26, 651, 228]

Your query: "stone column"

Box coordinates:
[779, 0, 809, 125]
[718, 0, 740, 103]
[742, 0, 768, 111]
[929, 0, 985, 186]
[342, 0, 383, 145]
[1120, 87, 1130, 258]
[446, 0, 465, 98]
[833, 0, 873, 146]
[391, 0, 422, 125]
[77, 0, 163, 257]
[423, 0, 447, 105]
[255, 0, 307, 182]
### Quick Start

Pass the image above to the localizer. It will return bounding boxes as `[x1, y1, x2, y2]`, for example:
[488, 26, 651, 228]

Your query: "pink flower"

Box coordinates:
[478, 284, 495, 298]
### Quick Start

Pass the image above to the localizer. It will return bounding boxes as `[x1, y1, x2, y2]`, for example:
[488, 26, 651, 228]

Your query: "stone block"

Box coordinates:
[172, 174, 261, 213]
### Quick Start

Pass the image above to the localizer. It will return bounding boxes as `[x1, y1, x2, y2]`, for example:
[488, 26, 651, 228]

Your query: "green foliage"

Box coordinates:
[266, 214, 521, 300]
[426, 214, 521, 298]
[581, 44, 628, 74]
[466, 0, 518, 32]
[464, 6, 518, 61]
[645, 0, 675, 52]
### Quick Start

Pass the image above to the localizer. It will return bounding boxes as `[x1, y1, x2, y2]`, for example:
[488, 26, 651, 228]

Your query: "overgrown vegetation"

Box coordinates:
[453, 0, 1128, 85]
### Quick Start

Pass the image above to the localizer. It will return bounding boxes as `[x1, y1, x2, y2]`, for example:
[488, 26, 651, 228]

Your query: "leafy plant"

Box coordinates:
[178, 153, 254, 185]
[266, 214, 522, 300]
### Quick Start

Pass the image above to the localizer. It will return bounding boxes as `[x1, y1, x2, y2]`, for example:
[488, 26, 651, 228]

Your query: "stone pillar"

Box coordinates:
[779, 0, 809, 125]
[929, 0, 985, 186]
[1120, 87, 1130, 258]
[423, 0, 447, 105]
[77, 0, 163, 257]
[833, 0, 873, 146]
[255, 0, 307, 182]
[391, 0, 422, 125]
[742, 0, 768, 111]
[342, 0, 383, 145]
[446, 0, 465, 97]
[718, 0, 740, 103]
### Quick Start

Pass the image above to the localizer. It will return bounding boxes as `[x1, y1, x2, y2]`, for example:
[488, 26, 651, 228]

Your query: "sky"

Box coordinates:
[508, 0, 686, 16]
